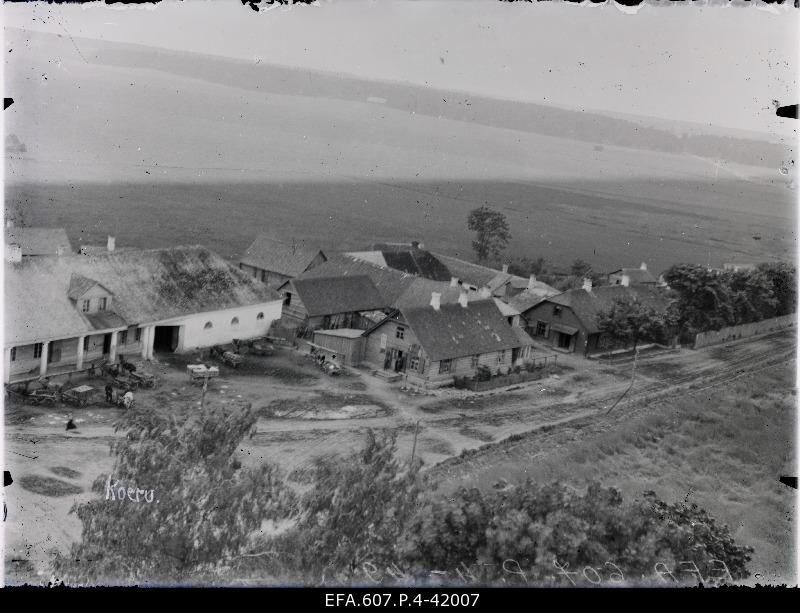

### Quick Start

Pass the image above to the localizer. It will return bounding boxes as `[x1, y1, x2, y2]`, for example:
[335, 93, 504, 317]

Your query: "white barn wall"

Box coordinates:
[166, 300, 283, 352]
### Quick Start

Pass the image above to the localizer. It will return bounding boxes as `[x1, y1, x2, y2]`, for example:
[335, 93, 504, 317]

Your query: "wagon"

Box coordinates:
[187, 364, 220, 383]
[130, 371, 156, 388]
[233, 337, 274, 356]
[27, 388, 59, 405]
[112, 374, 140, 392]
[221, 351, 243, 368]
[62, 385, 96, 407]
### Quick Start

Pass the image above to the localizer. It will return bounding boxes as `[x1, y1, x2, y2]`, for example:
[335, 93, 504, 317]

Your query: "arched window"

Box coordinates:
[256, 312, 264, 321]
[204, 322, 213, 330]
[231, 317, 240, 328]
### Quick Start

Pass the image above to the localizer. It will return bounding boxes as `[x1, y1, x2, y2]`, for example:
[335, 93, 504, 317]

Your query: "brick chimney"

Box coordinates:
[5, 243, 22, 263]
[430, 292, 441, 311]
[528, 274, 537, 291]
[450, 276, 459, 287]
[107, 236, 116, 252]
[621, 274, 630, 287]
[582, 277, 593, 292]
[640, 262, 647, 271]
[478, 286, 492, 299]
[458, 288, 469, 308]
[502, 263, 509, 274]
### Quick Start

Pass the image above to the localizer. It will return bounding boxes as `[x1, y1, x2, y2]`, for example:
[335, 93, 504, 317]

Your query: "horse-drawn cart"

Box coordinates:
[62, 385, 96, 407]
[27, 388, 59, 405]
[233, 337, 275, 357]
[130, 371, 156, 388]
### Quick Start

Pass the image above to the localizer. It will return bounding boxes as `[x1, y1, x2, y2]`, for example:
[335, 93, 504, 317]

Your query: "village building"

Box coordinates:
[239, 233, 327, 289]
[606, 262, 658, 287]
[361, 290, 535, 388]
[4, 245, 283, 383]
[4, 225, 73, 260]
[722, 262, 758, 273]
[520, 279, 671, 357]
[278, 274, 389, 333]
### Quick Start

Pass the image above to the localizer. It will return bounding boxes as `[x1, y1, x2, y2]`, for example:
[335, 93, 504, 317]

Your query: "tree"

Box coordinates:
[596, 297, 672, 353]
[265, 430, 425, 584]
[570, 258, 593, 278]
[399, 481, 753, 586]
[662, 264, 735, 338]
[757, 262, 796, 316]
[726, 269, 777, 324]
[467, 205, 511, 263]
[55, 402, 292, 586]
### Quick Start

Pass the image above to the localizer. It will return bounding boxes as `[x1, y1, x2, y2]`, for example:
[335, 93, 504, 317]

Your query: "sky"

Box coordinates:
[3, 0, 799, 137]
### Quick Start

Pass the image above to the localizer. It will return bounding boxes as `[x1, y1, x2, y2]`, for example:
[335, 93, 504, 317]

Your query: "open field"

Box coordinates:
[4, 332, 795, 585]
[4, 29, 796, 273]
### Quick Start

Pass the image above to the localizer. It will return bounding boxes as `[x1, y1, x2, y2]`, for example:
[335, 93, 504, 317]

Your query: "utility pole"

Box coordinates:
[409, 419, 421, 467]
[605, 346, 639, 416]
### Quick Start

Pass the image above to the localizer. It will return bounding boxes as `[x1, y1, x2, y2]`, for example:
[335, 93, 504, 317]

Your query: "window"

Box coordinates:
[283, 293, 292, 306]
[498, 350, 505, 363]
[99, 297, 108, 311]
[552, 305, 562, 317]
[396, 327, 405, 340]
[204, 322, 213, 330]
[84, 337, 90, 351]
[261, 270, 267, 282]
[10, 347, 16, 362]
[135, 328, 142, 343]
[120, 331, 128, 345]
[81, 299, 90, 312]
[231, 317, 240, 328]
[33, 343, 43, 359]
[257, 312, 264, 320]
[409, 357, 420, 371]
[471, 355, 479, 368]
[535, 321, 547, 336]
[438, 359, 452, 374]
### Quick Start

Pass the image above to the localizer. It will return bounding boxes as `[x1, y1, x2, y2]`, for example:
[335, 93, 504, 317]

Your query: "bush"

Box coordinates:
[474, 366, 493, 382]
[55, 402, 293, 586]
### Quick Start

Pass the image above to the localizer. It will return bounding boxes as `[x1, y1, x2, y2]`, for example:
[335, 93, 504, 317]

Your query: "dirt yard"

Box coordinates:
[3, 332, 795, 584]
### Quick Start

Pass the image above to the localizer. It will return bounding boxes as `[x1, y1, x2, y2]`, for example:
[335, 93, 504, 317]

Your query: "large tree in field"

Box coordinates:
[596, 297, 672, 353]
[55, 402, 292, 586]
[467, 205, 511, 263]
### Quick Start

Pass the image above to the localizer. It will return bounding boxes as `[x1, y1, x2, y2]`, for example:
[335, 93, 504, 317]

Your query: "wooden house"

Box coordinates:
[361, 290, 534, 388]
[239, 233, 326, 289]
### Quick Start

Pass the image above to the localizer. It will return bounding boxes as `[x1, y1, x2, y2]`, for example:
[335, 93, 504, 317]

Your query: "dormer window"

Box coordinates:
[82, 299, 91, 313]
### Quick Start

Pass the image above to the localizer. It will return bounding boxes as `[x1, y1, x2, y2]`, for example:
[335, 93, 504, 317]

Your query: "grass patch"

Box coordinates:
[458, 425, 495, 443]
[19, 475, 83, 497]
[50, 466, 82, 479]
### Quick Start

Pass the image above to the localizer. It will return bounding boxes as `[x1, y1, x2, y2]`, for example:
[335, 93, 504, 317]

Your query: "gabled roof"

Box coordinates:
[538, 285, 671, 334]
[607, 268, 658, 284]
[5, 246, 281, 346]
[295, 254, 420, 306]
[508, 285, 561, 313]
[5, 227, 73, 256]
[376, 299, 528, 362]
[289, 275, 386, 317]
[348, 248, 451, 281]
[67, 273, 109, 301]
[431, 254, 502, 288]
[239, 234, 325, 277]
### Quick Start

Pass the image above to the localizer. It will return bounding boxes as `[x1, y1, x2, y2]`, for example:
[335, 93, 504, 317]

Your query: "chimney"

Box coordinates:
[478, 286, 492, 299]
[458, 288, 469, 308]
[5, 243, 22, 263]
[621, 274, 630, 287]
[528, 274, 537, 291]
[56, 246, 65, 257]
[640, 262, 647, 271]
[107, 236, 116, 252]
[502, 263, 509, 274]
[582, 277, 593, 292]
[411, 240, 420, 250]
[5, 219, 14, 229]
[450, 276, 459, 287]
[430, 292, 441, 311]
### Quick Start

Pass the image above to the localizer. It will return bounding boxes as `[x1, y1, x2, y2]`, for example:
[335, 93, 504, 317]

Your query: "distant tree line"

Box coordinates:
[56, 408, 754, 586]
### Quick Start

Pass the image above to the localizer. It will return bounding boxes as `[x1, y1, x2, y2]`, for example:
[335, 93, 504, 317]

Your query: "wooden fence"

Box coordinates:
[693, 314, 795, 349]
